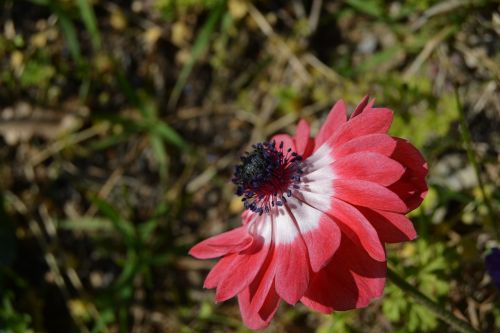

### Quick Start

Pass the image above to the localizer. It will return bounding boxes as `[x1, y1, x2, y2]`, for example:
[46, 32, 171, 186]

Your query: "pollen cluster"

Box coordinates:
[232, 141, 303, 215]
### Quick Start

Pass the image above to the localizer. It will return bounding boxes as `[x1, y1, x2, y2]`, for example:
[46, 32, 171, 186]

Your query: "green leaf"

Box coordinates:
[114, 72, 188, 149]
[355, 46, 403, 74]
[168, 1, 226, 109]
[19, 61, 55, 87]
[151, 122, 188, 150]
[50, 1, 82, 63]
[138, 219, 159, 242]
[58, 217, 114, 232]
[150, 134, 168, 180]
[345, 0, 384, 18]
[91, 197, 135, 246]
[113, 250, 139, 292]
[91, 309, 114, 333]
[76, 0, 101, 50]
[0, 293, 34, 333]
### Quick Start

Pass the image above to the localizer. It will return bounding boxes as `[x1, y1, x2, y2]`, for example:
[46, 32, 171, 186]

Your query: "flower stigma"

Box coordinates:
[232, 140, 303, 215]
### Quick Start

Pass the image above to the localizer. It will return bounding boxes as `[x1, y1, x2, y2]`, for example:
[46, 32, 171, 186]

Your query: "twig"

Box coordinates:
[403, 26, 455, 80]
[84, 168, 124, 217]
[28, 219, 92, 333]
[303, 53, 342, 83]
[248, 3, 311, 83]
[455, 43, 500, 81]
[308, 0, 323, 34]
[30, 122, 109, 166]
[411, 0, 476, 31]
[455, 89, 498, 239]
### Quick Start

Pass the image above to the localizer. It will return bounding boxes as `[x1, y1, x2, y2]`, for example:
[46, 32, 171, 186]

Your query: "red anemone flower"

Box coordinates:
[189, 97, 428, 329]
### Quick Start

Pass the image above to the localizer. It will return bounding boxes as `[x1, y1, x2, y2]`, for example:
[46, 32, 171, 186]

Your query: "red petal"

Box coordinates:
[286, 197, 341, 272]
[329, 198, 385, 262]
[238, 282, 280, 329]
[389, 138, 428, 211]
[245, 245, 278, 310]
[204, 254, 236, 289]
[274, 238, 310, 304]
[257, 283, 281, 324]
[294, 119, 315, 158]
[389, 178, 428, 212]
[351, 96, 372, 118]
[333, 179, 407, 213]
[391, 138, 428, 178]
[271, 134, 296, 153]
[301, 235, 386, 313]
[332, 152, 405, 186]
[215, 241, 270, 302]
[332, 134, 397, 160]
[359, 207, 417, 243]
[315, 100, 347, 148]
[330, 107, 393, 147]
[189, 227, 254, 259]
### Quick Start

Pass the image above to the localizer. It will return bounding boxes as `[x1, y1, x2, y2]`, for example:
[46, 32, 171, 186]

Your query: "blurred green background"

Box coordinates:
[0, 0, 499, 332]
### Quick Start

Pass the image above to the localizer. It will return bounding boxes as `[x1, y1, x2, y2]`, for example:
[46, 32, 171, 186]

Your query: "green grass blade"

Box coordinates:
[91, 197, 135, 245]
[151, 122, 188, 150]
[455, 89, 498, 238]
[58, 217, 114, 232]
[115, 70, 188, 149]
[345, 0, 384, 18]
[150, 134, 168, 180]
[354, 45, 403, 74]
[50, 1, 82, 63]
[167, 2, 226, 109]
[76, 0, 101, 50]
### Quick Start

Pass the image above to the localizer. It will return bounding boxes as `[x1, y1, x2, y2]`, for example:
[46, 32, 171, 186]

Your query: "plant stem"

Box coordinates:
[387, 268, 480, 333]
[455, 89, 498, 239]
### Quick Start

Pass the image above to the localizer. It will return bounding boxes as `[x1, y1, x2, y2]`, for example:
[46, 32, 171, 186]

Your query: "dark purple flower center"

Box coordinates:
[232, 140, 303, 215]
[486, 248, 500, 289]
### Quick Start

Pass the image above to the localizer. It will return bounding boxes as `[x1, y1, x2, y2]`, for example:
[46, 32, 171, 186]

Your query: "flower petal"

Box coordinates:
[271, 133, 296, 153]
[244, 246, 278, 316]
[332, 152, 405, 186]
[315, 100, 347, 147]
[329, 198, 385, 262]
[389, 138, 428, 211]
[294, 119, 315, 158]
[302, 141, 335, 173]
[391, 138, 428, 178]
[332, 133, 397, 160]
[301, 235, 386, 313]
[332, 179, 407, 213]
[215, 246, 270, 302]
[238, 282, 281, 329]
[274, 241, 310, 304]
[351, 95, 373, 118]
[273, 207, 310, 304]
[329, 107, 393, 147]
[389, 178, 428, 212]
[285, 196, 341, 272]
[214, 221, 271, 302]
[189, 227, 254, 259]
[358, 207, 417, 243]
[204, 253, 237, 289]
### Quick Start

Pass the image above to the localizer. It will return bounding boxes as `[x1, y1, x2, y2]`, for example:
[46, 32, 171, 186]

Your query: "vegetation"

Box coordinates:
[0, 0, 498, 332]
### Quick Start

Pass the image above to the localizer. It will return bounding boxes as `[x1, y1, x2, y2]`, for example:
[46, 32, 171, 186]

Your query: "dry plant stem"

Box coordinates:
[403, 26, 455, 80]
[455, 89, 498, 239]
[387, 268, 480, 333]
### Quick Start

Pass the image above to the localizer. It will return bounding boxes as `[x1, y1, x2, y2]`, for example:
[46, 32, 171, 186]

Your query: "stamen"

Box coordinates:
[232, 140, 303, 214]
